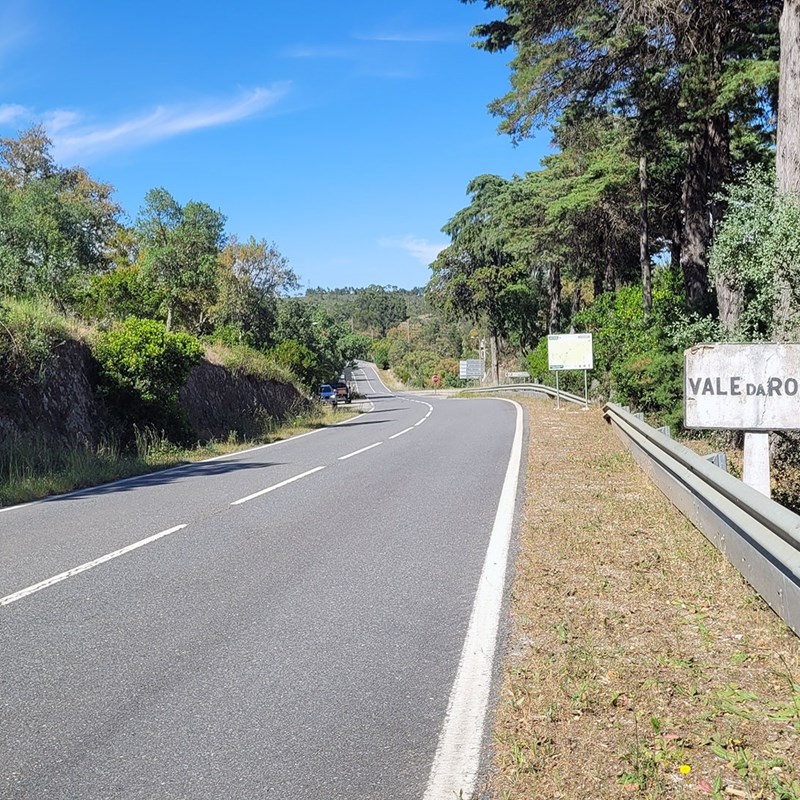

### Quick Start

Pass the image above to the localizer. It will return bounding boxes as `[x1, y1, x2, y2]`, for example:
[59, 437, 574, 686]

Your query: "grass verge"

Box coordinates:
[0, 404, 358, 508]
[484, 399, 799, 800]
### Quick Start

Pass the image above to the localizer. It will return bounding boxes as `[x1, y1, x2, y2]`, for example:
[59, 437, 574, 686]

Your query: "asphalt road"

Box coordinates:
[0, 362, 524, 799]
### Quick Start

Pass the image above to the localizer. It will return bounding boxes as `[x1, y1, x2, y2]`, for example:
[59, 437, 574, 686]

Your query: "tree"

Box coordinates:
[135, 188, 226, 332]
[214, 236, 297, 346]
[0, 124, 56, 187]
[427, 175, 539, 383]
[0, 127, 121, 301]
[462, 0, 780, 312]
[272, 299, 349, 387]
[774, 0, 800, 337]
[352, 285, 407, 338]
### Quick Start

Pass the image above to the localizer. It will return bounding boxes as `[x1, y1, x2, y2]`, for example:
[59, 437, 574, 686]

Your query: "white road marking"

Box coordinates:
[414, 418, 427, 427]
[230, 466, 326, 506]
[389, 427, 415, 440]
[423, 399, 524, 800]
[0, 524, 188, 607]
[337, 442, 383, 461]
[0, 429, 328, 517]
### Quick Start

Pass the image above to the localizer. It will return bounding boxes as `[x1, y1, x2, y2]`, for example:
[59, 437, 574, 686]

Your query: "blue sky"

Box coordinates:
[0, 1, 548, 290]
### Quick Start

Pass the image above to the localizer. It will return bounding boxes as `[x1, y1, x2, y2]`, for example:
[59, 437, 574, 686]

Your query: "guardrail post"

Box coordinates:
[743, 432, 771, 497]
[704, 452, 728, 472]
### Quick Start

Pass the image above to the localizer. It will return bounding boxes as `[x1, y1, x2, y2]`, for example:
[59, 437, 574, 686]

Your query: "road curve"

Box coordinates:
[1, 362, 525, 799]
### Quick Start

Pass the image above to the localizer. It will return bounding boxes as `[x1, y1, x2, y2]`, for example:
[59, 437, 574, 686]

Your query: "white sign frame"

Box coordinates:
[684, 343, 800, 431]
[459, 359, 482, 380]
[547, 333, 594, 371]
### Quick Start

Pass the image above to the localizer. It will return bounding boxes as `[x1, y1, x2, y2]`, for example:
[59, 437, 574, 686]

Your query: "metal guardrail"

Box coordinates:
[467, 382, 588, 407]
[604, 402, 800, 636]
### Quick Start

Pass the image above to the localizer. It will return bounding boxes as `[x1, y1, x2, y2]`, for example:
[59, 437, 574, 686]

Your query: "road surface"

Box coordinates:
[1, 362, 524, 799]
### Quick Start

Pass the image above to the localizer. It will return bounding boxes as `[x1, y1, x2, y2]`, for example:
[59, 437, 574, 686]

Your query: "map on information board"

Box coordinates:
[548, 333, 594, 371]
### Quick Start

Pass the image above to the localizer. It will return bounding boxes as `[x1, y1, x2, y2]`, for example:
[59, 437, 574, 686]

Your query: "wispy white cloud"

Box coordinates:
[0, 4, 33, 61]
[0, 103, 28, 125]
[380, 235, 447, 265]
[283, 45, 356, 59]
[43, 110, 81, 133]
[353, 29, 457, 43]
[50, 84, 290, 162]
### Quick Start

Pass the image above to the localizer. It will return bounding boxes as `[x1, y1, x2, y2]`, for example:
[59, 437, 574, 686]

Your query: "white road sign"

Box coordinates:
[548, 333, 594, 371]
[684, 343, 800, 430]
[460, 359, 482, 379]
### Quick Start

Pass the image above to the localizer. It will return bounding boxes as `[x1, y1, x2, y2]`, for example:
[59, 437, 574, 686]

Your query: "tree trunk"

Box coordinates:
[778, 0, 800, 196]
[571, 284, 582, 320]
[670, 215, 681, 276]
[775, 0, 800, 340]
[166, 304, 173, 333]
[639, 154, 652, 313]
[715, 273, 743, 334]
[681, 114, 730, 313]
[592, 263, 604, 299]
[601, 227, 616, 293]
[489, 325, 500, 385]
[548, 261, 561, 333]
[681, 127, 712, 311]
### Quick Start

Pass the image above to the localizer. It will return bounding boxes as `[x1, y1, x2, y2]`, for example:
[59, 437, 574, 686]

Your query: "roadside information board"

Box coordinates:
[459, 359, 482, 380]
[684, 343, 800, 431]
[547, 333, 594, 371]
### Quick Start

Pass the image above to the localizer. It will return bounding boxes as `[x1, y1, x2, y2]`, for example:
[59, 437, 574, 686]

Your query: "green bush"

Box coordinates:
[269, 338, 319, 388]
[567, 269, 702, 426]
[94, 317, 202, 439]
[336, 332, 372, 362]
[371, 339, 391, 369]
[0, 297, 70, 385]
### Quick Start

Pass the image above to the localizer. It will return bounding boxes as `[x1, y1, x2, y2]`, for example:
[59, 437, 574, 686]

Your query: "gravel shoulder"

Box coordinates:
[484, 399, 799, 800]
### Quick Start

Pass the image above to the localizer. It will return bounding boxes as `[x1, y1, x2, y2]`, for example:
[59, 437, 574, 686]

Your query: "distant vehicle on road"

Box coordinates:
[319, 384, 337, 405]
[334, 380, 352, 404]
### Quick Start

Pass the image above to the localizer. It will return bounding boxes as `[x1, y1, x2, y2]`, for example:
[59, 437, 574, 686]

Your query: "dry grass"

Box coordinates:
[483, 399, 800, 800]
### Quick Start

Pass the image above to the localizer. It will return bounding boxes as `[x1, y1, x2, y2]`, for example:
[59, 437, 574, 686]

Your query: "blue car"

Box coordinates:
[319, 384, 337, 404]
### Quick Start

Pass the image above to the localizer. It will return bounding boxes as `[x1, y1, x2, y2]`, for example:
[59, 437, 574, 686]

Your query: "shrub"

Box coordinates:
[94, 317, 202, 439]
[269, 339, 319, 388]
[567, 270, 703, 426]
[371, 339, 391, 369]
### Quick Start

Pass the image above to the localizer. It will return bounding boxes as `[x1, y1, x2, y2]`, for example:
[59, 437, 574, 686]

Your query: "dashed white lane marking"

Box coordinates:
[0, 524, 188, 607]
[423, 398, 524, 800]
[230, 466, 326, 506]
[389, 427, 415, 440]
[337, 442, 383, 461]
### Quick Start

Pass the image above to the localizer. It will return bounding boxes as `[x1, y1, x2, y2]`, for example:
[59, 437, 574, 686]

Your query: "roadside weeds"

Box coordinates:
[484, 399, 800, 800]
[0, 404, 358, 508]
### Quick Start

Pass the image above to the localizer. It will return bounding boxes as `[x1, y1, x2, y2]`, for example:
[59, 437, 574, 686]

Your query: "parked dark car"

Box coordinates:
[334, 381, 351, 404]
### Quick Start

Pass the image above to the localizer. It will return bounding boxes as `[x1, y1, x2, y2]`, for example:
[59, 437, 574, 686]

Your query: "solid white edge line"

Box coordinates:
[0, 524, 188, 607]
[337, 442, 383, 461]
[389, 427, 415, 440]
[230, 466, 326, 506]
[423, 398, 524, 800]
[414, 418, 427, 427]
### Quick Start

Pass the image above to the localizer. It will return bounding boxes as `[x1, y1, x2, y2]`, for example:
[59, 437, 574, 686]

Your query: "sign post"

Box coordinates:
[432, 374, 439, 395]
[547, 333, 594, 408]
[684, 343, 800, 497]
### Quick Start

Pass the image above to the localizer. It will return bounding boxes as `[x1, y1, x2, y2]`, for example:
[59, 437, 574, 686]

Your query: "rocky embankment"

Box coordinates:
[0, 340, 307, 447]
